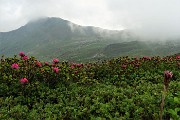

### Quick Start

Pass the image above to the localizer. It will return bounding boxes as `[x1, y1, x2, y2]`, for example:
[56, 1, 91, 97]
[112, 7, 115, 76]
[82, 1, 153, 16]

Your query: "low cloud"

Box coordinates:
[0, 0, 180, 40]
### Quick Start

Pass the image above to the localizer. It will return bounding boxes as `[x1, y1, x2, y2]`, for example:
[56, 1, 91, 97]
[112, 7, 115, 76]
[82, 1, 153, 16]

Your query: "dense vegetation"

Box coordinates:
[0, 52, 180, 119]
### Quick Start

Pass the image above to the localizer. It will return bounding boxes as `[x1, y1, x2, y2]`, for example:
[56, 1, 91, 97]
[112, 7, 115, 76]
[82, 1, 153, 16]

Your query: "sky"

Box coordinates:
[0, 0, 180, 39]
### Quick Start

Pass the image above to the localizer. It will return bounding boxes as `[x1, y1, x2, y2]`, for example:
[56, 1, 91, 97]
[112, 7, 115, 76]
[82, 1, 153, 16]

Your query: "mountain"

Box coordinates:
[102, 40, 180, 58]
[1, 17, 180, 62]
[0, 17, 136, 62]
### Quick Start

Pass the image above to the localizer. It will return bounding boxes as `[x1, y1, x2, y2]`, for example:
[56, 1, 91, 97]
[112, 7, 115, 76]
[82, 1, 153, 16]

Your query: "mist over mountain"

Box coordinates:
[0, 17, 180, 62]
[0, 17, 136, 61]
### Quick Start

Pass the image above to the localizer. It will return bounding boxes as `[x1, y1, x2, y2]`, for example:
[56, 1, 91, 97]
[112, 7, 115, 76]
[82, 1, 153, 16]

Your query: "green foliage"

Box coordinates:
[0, 54, 180, 119]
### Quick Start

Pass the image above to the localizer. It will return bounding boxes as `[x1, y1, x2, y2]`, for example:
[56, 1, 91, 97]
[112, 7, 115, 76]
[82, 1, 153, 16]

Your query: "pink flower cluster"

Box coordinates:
[70, 63, 83, 69]
[164, 70, 173, 89]
[176, 55, 180, 59]
[53, 58, 59, 64]
[44, 62, 49, 65]
[22, 56, 28, 60]
[53, 67, 59, 73]
[11, 63, 19, 69]
[164, 70, 173, 79]
[70, 65, 75, 69]
[19, 52, 28, 60]
[121, 64, 127, 69]
[35, 61, 42, 67]
[19, 51, 25, 57]
[143, 56, 151, 60]
[20, 78, 28, 84]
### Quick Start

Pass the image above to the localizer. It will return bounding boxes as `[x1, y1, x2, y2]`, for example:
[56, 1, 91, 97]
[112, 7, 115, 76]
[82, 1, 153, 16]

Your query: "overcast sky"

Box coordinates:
[1, 0, 180, 39]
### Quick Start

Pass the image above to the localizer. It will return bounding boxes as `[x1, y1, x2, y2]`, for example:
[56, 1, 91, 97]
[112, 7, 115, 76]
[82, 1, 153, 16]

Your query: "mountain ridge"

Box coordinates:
[1, 17, 180, 62]
[0, 17, 135, 62]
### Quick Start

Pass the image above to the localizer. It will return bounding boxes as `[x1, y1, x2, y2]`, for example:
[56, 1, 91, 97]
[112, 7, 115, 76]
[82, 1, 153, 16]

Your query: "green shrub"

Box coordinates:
[0, 54, 180, 119]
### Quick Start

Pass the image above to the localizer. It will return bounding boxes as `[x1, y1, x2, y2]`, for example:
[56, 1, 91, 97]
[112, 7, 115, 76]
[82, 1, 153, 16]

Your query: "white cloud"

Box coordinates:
[0, 0, 180, 39]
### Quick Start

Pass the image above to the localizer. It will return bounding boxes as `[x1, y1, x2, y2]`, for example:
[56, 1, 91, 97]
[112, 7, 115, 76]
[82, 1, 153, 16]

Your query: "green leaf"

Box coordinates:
[174, 97, 180, 104]
[168, 109, 176, 117]
[175, 108, 180, 113]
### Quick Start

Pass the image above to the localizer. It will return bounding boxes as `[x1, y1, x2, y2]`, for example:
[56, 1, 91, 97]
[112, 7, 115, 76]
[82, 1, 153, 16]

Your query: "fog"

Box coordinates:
[0, 0, 180, 40]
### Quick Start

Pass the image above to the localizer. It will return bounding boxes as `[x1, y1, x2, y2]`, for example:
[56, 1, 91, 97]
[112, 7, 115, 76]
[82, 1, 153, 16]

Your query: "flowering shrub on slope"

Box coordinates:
[0, 53, 180, 119]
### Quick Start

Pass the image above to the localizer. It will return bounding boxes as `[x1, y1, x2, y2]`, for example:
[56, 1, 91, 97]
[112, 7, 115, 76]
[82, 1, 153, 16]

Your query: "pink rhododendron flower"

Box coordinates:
[20, 78, 28, 84]
[176, 55, 180, 59]
[52, 64, 55, 67]
[35, 61, 42, 67]
[169, 58, 173, 61]
[19, 51, 25, 57]
[164, 70, 173, 79]
[77, 64, 82, 67]
[135, 63, 140, 67]
[53, 58, 59, 64]
[121, 64, 127, 69]
[70, 65, 75, 69]
[143, 56, 151, 60]
[11, 63, 19, 69]
[164, 70, 173, 89]
[53, 67, 59, 73]
[45, 62, 49, 65]
[22, 56, 28, 60]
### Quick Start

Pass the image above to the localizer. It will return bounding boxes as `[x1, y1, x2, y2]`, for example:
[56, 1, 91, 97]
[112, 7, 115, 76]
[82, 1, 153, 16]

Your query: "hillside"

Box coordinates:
[1, 17, 180, 62]
[0, 17, 135, 62]
[102, 40, 180, 58]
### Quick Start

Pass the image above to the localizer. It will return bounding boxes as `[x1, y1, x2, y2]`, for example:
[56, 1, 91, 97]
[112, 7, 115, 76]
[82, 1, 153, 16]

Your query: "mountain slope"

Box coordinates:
[102, 40, 180, 58]
[1, 17, 180, 62]
[0, 17, 135, 62]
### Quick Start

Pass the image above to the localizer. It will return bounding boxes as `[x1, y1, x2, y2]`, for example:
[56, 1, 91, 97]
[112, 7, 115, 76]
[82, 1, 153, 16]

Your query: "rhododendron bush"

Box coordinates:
[0, 53, 180, 119]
